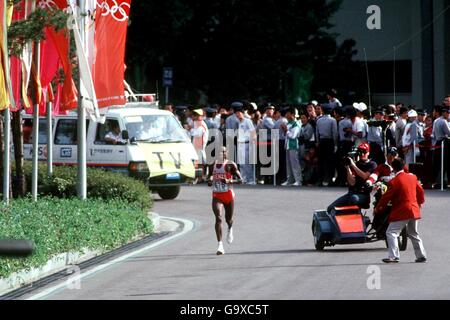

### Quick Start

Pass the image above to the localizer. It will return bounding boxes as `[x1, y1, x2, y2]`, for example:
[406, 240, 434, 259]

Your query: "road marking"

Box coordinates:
[26, 216, 194, 300]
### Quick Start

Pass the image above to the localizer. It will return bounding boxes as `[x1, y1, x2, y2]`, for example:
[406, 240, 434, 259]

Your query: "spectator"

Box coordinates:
[187, 109, 209, 181]
[367, 109, 385, 165]
[303, 145, 319, 185]
[443, 95, 450, 108]
[327, 89, 343, 109]
[298, 113, 315, 169]
[164, 103, 174, 113]
[281, 107, 302, 187]
[395, 106, 409, 158]
[225, 102, 243, 161]
[316, 104, 338, 186]
[205, 107, 221, 174]
[402, 109, 422, 166]
[236, 106, 257, 185]
[260, 105, 276, 184]
[346, 106, 366, 148]
[421, 115, 434, 188]
[336, 107, 354, 186]
[273, 107, 288, 184]
[315, 104, 324, 120]
[431, 106, 450, 188]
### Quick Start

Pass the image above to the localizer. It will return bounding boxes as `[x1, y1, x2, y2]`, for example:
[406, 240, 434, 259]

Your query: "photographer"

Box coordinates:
[327, 142, 377, 213]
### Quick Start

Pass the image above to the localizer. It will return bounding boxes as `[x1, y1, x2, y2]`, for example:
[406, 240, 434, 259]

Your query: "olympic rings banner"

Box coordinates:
[93, 0, 131, 108]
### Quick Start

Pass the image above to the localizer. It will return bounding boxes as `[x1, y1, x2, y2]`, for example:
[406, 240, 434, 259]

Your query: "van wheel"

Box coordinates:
[157, 186, 180, 200]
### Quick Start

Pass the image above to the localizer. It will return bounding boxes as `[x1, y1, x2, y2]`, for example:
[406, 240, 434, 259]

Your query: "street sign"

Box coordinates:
[163, 67, 173, 87]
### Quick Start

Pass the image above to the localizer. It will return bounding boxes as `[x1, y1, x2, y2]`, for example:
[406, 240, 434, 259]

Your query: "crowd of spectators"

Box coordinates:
[166, 92, 450, 189]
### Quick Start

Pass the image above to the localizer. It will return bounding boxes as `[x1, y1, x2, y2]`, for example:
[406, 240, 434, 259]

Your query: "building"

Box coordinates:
[330, 0, 450, 109]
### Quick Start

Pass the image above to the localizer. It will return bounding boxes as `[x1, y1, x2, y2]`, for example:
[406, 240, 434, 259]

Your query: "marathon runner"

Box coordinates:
[208, 147, 242, 255]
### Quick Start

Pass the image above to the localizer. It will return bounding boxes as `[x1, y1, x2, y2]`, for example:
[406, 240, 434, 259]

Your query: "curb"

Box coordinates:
[0, 212, 161, 297]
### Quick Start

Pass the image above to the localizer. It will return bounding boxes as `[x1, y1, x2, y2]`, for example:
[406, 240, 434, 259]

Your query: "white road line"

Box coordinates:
[26, 216, 194, 300]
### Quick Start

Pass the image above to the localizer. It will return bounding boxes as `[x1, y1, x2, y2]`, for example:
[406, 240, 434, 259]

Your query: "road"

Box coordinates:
[20, 185, 450, 300]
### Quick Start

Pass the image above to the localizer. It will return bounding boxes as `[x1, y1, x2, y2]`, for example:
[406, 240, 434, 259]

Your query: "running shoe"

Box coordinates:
[216, 242, 225, 255]
[281, 181, 291, 186]
[382, 257, 399, 263]
[227, 227, 234, 244]
[292, 182, 302, 187]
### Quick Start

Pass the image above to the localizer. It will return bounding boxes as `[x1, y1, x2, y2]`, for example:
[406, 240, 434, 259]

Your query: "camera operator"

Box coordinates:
[327, 142, 377, 213]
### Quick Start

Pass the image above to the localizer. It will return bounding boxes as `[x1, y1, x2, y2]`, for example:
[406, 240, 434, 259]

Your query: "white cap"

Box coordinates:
[250, 102, 258, 111]
[311, 100, 318, 106]
[408, 110, 418, 118]
[353, 102, 368, 112]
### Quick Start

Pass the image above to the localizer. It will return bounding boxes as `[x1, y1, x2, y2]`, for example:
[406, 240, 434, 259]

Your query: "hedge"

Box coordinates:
[0, 197, 153, 279]
[20, 162, 152, 210]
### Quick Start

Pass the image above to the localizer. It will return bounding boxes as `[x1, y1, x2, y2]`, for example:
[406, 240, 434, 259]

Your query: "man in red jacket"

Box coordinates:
[374, 158, 427, 263]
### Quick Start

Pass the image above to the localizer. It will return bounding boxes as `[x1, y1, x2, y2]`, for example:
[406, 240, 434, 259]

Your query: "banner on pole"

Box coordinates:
[69, 1, 103, 123]
[93, 0, 131, 108]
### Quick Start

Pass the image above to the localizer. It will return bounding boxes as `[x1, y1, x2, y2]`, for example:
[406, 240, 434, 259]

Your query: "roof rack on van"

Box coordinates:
[126, 93, 157, 103]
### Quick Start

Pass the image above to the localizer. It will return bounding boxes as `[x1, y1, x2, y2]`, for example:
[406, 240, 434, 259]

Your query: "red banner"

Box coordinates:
[37, 0, 78, 111]
[93, 0, 131, 108]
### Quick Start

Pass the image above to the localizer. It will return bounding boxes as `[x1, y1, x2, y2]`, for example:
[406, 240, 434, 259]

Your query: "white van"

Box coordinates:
[23, 102, 201, 199]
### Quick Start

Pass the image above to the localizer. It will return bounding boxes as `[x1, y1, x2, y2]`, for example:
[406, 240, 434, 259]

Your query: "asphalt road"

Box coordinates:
[20, 185, 450, 300]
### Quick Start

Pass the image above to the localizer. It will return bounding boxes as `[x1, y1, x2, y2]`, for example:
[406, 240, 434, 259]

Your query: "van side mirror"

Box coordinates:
[122, 130, 129, 140]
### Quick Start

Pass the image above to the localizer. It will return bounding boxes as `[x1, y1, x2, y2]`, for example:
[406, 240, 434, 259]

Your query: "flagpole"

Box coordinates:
[46, 101, 53, 176]
[3, 108, 10, 204]
[31, 42, 40, 202]
[3, 0, 10, 204]
[77, 0, 87, 200]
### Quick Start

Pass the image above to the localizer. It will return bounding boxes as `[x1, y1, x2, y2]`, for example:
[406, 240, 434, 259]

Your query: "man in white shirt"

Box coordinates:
[395, 106, 409, 157]
[235, 106, 256, 185]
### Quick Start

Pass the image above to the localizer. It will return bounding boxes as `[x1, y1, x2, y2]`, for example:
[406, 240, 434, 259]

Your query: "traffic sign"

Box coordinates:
[163, 67, 173, 87]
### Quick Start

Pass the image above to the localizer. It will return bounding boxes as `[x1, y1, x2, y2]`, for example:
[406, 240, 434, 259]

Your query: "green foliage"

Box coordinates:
[8, 6, 69, 57]
[21, 162, 153, 210]
[0, 197, 153, 279]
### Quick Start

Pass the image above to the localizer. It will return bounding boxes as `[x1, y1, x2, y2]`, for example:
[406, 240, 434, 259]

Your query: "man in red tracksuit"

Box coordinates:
[374, 158, 427, 263]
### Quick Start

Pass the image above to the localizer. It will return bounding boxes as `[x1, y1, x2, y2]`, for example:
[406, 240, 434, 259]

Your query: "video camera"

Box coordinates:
[366, 119, 393, 129]
[342, 147, 362, 166]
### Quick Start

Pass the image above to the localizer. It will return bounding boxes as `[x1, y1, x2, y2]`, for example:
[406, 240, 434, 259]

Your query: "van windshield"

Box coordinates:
[124, 114, 190, 143]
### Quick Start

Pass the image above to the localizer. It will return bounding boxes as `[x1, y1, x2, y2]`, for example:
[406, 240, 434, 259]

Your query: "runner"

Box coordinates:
[208, 147, 242, 255]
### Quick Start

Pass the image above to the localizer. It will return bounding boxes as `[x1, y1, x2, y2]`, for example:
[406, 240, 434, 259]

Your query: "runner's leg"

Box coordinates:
[212, 198, 223, 242]
[224, 200, 234, 230]
[224, 200, 234, 244]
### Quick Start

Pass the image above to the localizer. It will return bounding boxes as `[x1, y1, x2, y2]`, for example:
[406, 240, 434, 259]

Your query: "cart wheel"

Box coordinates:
[399, 228, 408, 251]
[312, 221, 325, 251]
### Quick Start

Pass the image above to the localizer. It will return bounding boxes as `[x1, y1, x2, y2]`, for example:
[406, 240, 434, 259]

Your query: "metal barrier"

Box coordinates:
[441, 140, 445, 192]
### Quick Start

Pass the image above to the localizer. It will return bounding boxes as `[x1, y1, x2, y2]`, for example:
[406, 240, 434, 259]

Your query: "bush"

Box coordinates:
[21, 162, 152, 210]
[0, 197, 153, 279]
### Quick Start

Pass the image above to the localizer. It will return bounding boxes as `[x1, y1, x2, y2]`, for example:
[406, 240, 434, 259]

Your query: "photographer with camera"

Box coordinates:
[327, 142, 377, 213]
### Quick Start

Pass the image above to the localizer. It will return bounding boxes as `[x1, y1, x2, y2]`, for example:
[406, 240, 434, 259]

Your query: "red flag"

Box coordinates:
[37, 0, 78, 111]
[9, 1, 26, 112]
[93, 0, 131, 108]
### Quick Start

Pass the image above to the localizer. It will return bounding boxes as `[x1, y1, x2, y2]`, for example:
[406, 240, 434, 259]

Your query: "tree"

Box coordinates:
[126, 0, 344, 104]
